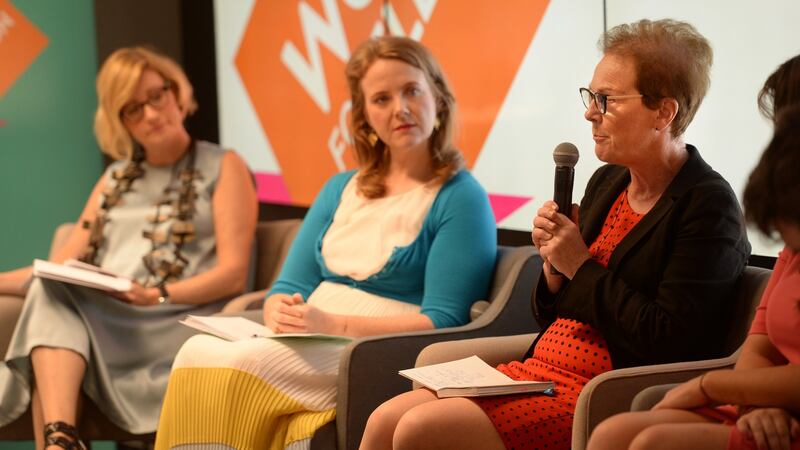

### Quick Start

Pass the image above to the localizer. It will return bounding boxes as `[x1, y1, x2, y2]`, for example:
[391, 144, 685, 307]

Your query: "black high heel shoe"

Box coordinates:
[44, 421, 87, 450]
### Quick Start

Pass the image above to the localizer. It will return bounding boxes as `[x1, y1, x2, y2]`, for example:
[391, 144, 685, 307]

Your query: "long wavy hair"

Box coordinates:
[345, 36, 463, 198]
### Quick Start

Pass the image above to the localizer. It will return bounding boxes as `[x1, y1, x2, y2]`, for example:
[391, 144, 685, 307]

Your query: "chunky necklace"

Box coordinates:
[79, 141, 200, 288]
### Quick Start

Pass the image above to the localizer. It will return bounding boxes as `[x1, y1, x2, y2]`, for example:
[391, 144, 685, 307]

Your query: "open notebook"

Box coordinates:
[32, 259, 132, 292]
[180, 315, 352, 342]
[400, 355, 555, 398]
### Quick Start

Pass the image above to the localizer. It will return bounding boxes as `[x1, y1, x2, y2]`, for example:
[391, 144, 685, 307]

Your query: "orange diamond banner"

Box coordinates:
[0, 0, 48, 98]
[237, 0, 548, 205]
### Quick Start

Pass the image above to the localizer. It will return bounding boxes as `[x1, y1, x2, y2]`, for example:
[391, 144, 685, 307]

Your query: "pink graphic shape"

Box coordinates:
[0, 119, 6, 128]
[254, 172, 292, 205]
[488, 193, 532, 224]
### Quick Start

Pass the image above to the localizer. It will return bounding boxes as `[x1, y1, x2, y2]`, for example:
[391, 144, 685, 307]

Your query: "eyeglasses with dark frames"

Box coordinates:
[120, 82, 173, 123]
[579, 87, 643, 114]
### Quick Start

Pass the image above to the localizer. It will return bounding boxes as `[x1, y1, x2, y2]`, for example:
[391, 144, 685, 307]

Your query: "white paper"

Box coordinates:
[180, 315, 352, 342]
[399, 355, 555, 397]
[32, 259, 132, 292]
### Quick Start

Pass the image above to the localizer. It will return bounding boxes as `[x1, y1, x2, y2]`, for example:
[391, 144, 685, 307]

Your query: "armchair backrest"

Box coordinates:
[571, 265, 774, 450]
[722, 265, 772, 356]
[470, 246, 536, 320]
[251, 219, 302, 290]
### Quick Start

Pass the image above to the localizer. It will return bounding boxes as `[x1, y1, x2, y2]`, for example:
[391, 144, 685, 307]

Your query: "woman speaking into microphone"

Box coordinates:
[359, 18, 750, 450]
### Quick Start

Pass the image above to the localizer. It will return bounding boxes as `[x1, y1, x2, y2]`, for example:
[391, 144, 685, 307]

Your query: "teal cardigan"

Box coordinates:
[267, 170, 497, 328]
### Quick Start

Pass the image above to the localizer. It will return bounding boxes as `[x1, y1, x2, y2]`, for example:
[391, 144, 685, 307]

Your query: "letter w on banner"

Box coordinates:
[237, 0, 549, 205]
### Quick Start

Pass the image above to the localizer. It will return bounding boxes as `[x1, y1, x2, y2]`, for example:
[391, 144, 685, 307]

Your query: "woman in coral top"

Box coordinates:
[587, 58, 800, 450]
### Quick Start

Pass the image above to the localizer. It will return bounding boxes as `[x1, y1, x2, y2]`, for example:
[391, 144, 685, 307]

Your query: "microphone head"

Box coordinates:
[553, 142, 579, 167]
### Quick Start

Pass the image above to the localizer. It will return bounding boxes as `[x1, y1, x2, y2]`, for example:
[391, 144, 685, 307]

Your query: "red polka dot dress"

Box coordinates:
[473, 190, 643, 450]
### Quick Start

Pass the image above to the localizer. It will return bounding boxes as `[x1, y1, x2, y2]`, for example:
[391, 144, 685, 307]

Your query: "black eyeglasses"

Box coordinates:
[120, 82, 173, 123]
[579, 87, 643, 114]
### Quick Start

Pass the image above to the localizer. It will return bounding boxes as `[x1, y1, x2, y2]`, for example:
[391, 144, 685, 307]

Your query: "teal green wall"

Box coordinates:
[0, 0, 103, 271]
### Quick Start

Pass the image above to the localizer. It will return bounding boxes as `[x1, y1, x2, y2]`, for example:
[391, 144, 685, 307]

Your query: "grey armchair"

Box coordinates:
[412, 265, 773, 450]
[0, 219, 303, 443]
[310, 244, 543, 450]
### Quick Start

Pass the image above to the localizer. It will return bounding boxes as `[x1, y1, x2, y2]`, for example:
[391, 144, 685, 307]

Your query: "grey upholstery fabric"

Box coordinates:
[630, 383, 679, 412]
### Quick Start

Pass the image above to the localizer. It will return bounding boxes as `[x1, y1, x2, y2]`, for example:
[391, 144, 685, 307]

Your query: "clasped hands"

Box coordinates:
[531, 200, 590, 281]
[263, 293, 345, 335]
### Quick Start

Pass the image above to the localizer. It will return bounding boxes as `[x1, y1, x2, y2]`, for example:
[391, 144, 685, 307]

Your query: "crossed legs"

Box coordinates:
[31, 346, 86, 449]
[359, 388, 506, 450]
[587, 409, 730, 450]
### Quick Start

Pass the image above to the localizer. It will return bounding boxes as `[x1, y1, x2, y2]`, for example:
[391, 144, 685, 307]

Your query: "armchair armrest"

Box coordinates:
[413, 333, 537, 387]
[570, 354, 738, 450]
[220, 289, 267, 313]
[335, 328, 538, 450]
[630, 383, 680, 412]
[331, 247, 542, 450]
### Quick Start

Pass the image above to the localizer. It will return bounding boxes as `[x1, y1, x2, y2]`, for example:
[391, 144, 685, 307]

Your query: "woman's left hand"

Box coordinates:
[737, 408, 800, 450]
[653, 374, 711, 410]
[273, 302, 346, 335]
[110, 282, 159, 306]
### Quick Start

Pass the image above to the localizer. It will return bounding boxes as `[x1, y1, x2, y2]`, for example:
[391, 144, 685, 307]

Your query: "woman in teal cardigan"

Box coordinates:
[154, 36, 496, 450]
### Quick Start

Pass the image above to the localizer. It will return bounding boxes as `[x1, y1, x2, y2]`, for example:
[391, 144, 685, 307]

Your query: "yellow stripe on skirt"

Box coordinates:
[156, 367, 336, 450]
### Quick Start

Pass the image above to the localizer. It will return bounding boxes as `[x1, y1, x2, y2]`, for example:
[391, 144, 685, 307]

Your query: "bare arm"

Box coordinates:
[157, 151, 258, 305]
[704, 364, 800, 414]
[655, 335, 798, 413]
[0, 174, 107, 295]
[335, 313, 434, 337]
[735, 334, 788, 370]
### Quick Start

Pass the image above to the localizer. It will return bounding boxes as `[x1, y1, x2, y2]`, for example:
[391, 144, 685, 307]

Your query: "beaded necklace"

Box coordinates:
[79, 140, 200, 288]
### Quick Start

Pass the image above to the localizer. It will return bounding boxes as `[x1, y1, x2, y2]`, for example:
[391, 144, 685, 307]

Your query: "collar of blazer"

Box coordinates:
[580, 144, 715, 269]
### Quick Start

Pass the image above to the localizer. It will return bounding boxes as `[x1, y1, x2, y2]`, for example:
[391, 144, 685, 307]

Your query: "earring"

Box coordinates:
[368, 131, 378, 146]
[434, 118, 441, 131]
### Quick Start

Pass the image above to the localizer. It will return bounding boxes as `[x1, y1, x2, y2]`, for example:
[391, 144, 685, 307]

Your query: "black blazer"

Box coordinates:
[533, 145, 751, 369]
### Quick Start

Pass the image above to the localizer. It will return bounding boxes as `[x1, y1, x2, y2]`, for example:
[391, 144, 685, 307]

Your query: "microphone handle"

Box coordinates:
[550, 166, 575, 275]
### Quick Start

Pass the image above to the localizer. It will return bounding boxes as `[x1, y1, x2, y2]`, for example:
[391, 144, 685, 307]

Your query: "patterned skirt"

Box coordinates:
[154, 281, 421, 450]
[472, 318, 614, 450]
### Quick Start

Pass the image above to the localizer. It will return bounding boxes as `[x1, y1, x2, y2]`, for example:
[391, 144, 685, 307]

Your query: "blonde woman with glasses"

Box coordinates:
[0, 46, 257, 449]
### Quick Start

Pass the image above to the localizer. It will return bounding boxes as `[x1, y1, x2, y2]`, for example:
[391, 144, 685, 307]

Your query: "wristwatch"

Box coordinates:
[157, 284, 170, 304]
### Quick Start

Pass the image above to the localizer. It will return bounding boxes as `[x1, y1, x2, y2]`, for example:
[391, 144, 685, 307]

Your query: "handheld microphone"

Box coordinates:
[550, 142, 579, 275]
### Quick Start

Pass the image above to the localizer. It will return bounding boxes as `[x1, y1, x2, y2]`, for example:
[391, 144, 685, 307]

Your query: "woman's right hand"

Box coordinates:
[532, 201, 588, 281]
[263, 293, 304, 331]
[737, 407, 800, 450]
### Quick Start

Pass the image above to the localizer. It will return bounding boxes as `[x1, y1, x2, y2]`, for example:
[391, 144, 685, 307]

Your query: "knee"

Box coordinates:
[171, 335, 209, 366]
[393, 407, 433, 450]
[587, 413, 640, 450]
[364, 400, 401, 439]
[361, 398, 413, 450]
[629, 425, 670, 450]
